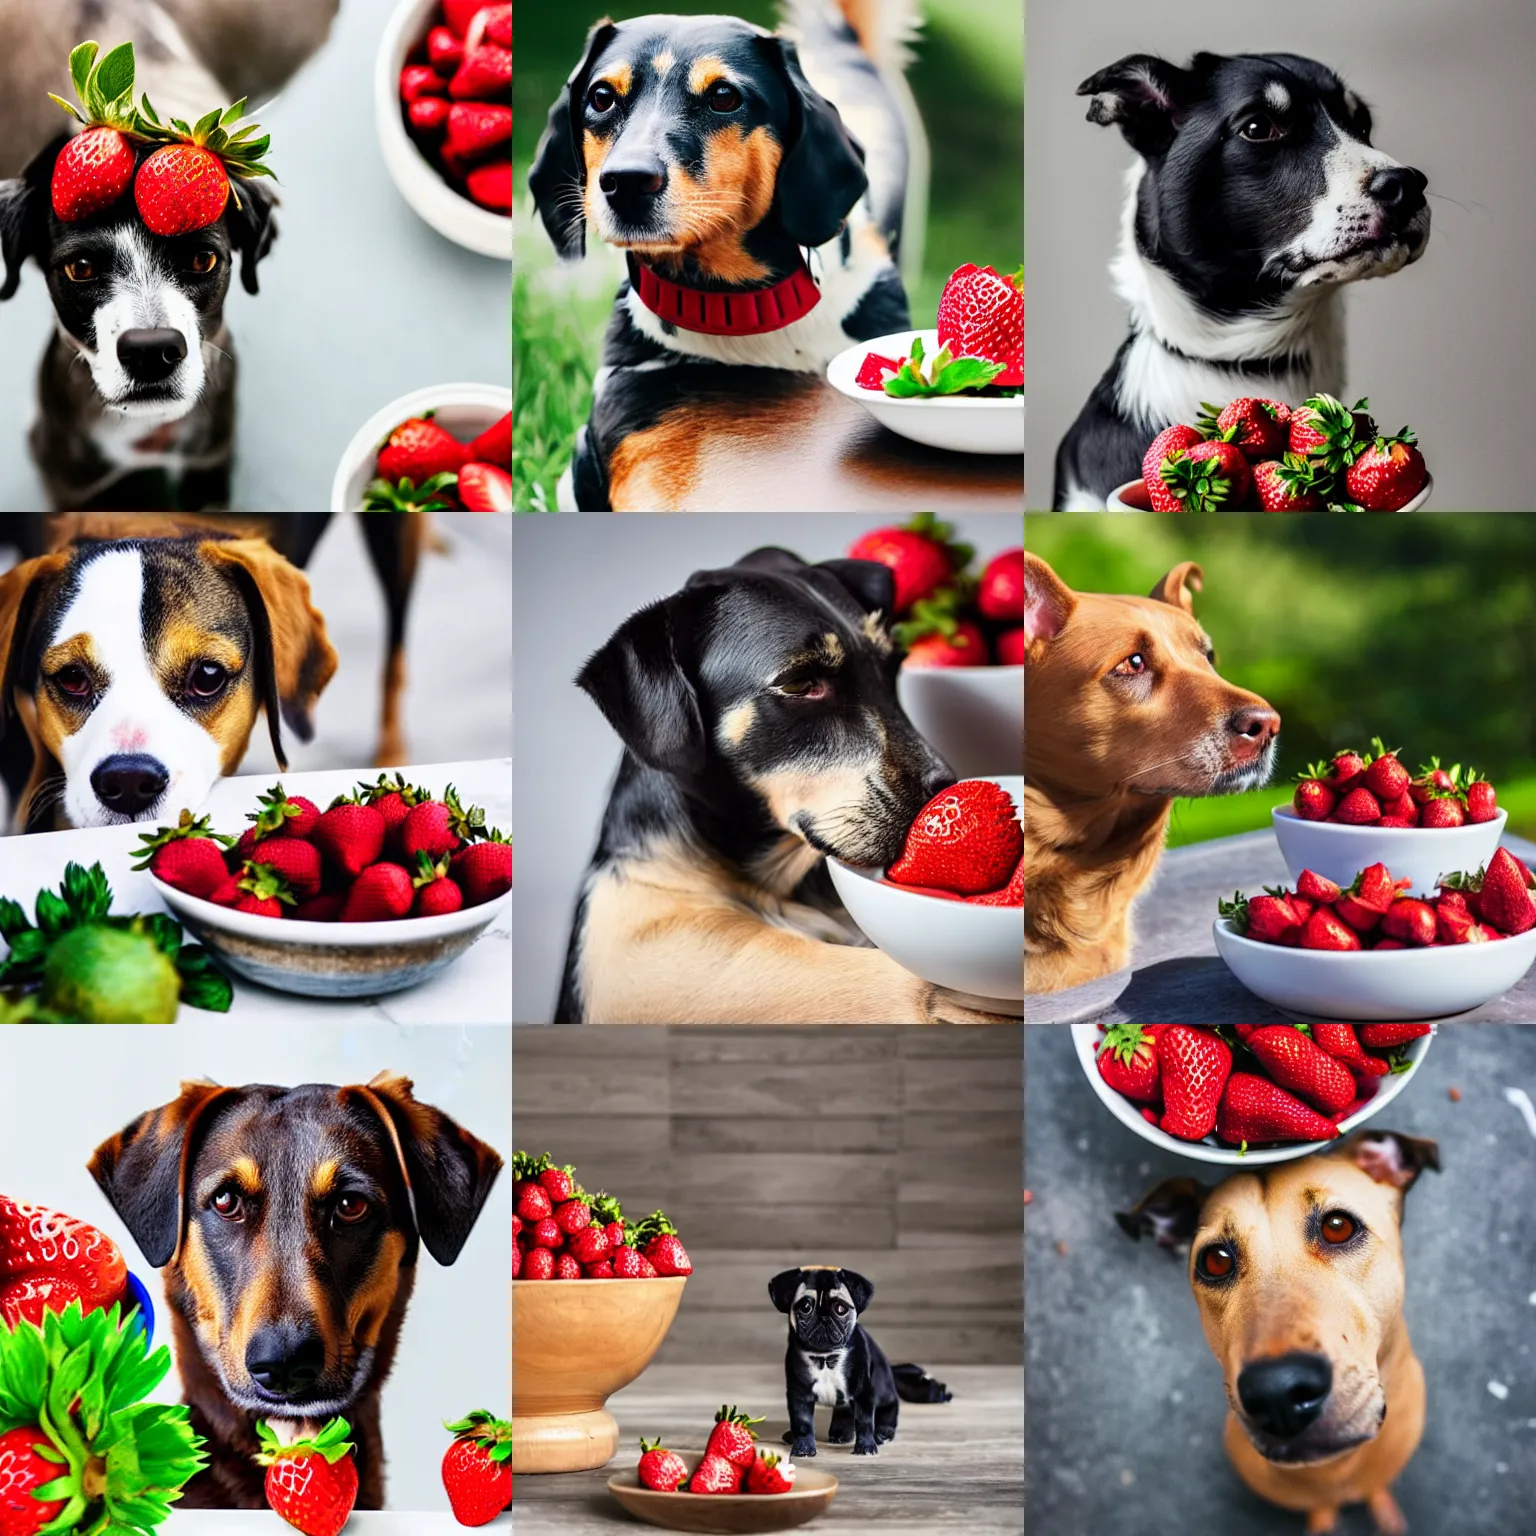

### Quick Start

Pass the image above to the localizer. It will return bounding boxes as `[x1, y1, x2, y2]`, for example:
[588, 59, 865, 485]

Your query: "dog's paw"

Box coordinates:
[791, 1437, 817, 1458]
[826, 1428, 855, 1445]
[853, 1440, 879, 1456]
[875, 1429, 896, 1443]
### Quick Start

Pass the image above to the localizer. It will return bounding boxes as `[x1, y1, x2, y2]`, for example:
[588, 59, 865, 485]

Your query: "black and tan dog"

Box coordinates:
[557, 546, 1008, 1025]
[88, 1073, 503, 1510]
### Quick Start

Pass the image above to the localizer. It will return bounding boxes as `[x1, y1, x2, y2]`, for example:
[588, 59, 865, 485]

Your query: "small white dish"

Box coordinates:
[376, 0, 511, 259]
[826, 330, 1024, 456]
[331, 382, 511, 511]
[898, 664, 1022, 778]
[1212, 918, 1536, 1021]
[1071, 1023, 1434, 1165]
[1105, 473, 1433, 513]
[1271, 804, 1506, 898]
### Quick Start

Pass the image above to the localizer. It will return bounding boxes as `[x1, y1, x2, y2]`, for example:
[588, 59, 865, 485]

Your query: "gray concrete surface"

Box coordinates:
[0, 0, 510, 511]
[1025, 1023, 1536, 1534]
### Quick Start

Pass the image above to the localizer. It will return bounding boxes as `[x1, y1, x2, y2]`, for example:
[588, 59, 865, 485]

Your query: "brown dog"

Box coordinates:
[1024, 552, 1279, 993]
[1120, 1131, 1439, 1534]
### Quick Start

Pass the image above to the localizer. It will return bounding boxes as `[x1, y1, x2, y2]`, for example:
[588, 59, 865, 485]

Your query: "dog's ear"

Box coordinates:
[1078, 54, 1195, 158]
[1024, 553, 1076, 648]
[87, 1081, 239, 1268]
[577, 591, 708, 778]
[758, 35, 869, 249]
[817, 558, 896, 619]
[349, 1073, 504, 1266]
[1149, 561, 1203, 613]
[1116, 1175, 1210, 1254]
[729, 547, 810, 578]
[1343, 1131, 1441, 1194]
[225, 177, 278, 295]
[0, 552, 71, 742]
[768, 1269, 805, 1313]
[838, 1269, 874, 1312]
[200, 539, 338, 769]
[529, 20, 618, 259]
[0, 137, 65, 301]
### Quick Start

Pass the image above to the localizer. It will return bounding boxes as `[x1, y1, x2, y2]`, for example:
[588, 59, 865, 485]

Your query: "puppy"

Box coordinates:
[769, 1267, 950, 1457]
[1055, 52, 1431, 508]
[1119, 1131, 1440, 1535]
[88, 1073, 504, 1510]
[1024, 552, 1279, 993]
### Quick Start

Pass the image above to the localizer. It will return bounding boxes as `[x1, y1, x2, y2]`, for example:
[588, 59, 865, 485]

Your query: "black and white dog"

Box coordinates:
[769, 1266, 950, 1458]
[1054, 52, 1431, 509]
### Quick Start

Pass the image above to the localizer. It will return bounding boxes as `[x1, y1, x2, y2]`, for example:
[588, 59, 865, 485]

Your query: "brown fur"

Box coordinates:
[1024, 552, 1280, 993]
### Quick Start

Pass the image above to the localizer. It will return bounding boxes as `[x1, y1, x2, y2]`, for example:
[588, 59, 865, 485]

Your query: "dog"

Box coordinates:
[1119, 1130, 1439, 1534]
[768, 1267, 950, 1458]
[1024, 552, 1279, 994]
[1054, 51, 1431, 509]
[528, 0, 922, 510]
[87, 1072, 503, 1510]
[556, 546, 1016, 1025]
[0, 0, 339, 510]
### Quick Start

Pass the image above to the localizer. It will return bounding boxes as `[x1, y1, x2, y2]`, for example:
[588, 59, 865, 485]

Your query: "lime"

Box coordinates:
[40, 924, 179, 1024]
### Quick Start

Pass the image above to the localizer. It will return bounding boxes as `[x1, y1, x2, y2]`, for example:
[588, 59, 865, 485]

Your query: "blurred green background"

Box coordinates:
[512, 0, 1025, 510]
[1025, 515, 1536, 847]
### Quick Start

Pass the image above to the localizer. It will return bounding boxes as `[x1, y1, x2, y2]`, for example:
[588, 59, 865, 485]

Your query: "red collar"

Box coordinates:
[628, 256, 822, 336]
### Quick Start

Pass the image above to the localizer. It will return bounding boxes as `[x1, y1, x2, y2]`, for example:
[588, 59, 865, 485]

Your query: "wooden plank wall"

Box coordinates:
[513, 1027, 1023, 1366]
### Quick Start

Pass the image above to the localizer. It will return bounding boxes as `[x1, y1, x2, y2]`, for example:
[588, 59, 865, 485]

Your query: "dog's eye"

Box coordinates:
[588, 82, 618, 113]
[1238, 113, 1288, 143]
[211, 1188, 246, 1221]
[335, 1194, 371, 1225]
[1195, 1242, 1236, 1281]
[706, 81, 744, 114]
[774, 678, 830, 700]
[1112, 653, 1146, 677]
[797, 1298, 814, 1312]
[52, 664, 93, 699]
[187, 661, 229, 699]
[833, 1302, 848, 1315]
[1320, 1211, 1357, 1245]
[190, 250, 218, 274]
[62, 258, 97, 283]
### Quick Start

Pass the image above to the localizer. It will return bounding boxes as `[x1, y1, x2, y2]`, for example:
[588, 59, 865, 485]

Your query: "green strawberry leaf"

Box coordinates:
[94, 43, 136, 108]
[35, 889, 71, 936]
[0, 896, 33, 944]
[220, 98, 247, 127]
[70, 42, 99, 101]
[175, 946, 233, 1013]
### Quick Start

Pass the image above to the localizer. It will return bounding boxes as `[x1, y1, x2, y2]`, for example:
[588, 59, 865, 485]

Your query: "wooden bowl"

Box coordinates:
[512, 1277, 686, 1473]
[608, 1453, 838, 1532]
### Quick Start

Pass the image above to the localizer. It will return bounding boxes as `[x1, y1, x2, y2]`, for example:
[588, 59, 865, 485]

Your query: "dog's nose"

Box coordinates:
[1227, 705, 1280, 746]
[246, 1325, 326, 1398]
[117, 327, 188, 385]
[599, 156, 668, 221]
[90, 754, 169, 818]
[1368, 166, 1428, 223]
[921, 767, 957, 801]
[1237, 1352, 1333, 1440]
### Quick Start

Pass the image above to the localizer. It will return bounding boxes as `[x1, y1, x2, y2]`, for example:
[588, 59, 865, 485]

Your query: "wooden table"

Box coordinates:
[511, 1364, 1023, 1533]
[1025, 829, 1536, 1025]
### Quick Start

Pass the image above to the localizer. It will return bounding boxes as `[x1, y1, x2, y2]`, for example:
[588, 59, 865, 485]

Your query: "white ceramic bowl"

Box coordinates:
[1272, 804, 1507, 897]
[375, 0, 511, 259]
[331, 382, 512, 511]
[826, 330, 1024, 456]
[826, 776, 1022, 1005]
[1105, 473, 1433, 513]
[898, 664, 1022, 778]
[1212, 918, 1536, 1021]
[1071, 1023, 1434, 1165]
[152, 876, 510, 998]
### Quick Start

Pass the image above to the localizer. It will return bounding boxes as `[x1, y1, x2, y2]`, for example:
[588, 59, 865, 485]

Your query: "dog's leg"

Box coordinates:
[874, 1397, 898, 1444]
[851, 1391, 879, 1456]
[356, 514, 424, 766]
[1304, 1510, 1340, 1535]
[1366, 1488, 1408, 1536]
[826, 1406, 855, 1445]
[787, 1393, 818, 1459]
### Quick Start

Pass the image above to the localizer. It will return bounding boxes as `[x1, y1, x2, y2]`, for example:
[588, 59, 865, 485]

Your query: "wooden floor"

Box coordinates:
[513, 1365, 1023, 1533]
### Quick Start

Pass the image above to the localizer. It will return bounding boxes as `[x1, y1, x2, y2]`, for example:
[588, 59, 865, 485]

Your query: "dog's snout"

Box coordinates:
[921, 766, 957, 801]
[117, 327, 188, 385]
[1228, 704, 1280, 745]
[245, 1324, 326, 1399]
[600, 154, 668, 220]
[1237, 1352, 1333, 1440]
[90, 754, 169, 818]
[1368, 166, 1428, 223]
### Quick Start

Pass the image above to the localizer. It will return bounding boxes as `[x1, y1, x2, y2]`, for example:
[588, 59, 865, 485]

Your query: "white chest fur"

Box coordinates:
[806, 1352, 849, 1407]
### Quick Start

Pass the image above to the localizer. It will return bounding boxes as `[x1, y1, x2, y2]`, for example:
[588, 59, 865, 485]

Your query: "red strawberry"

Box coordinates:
[0, 1196, 128, 1328]
[1326, 751, 1368, 793]
[412, 853, 464, 918]
[886, 781, 1022, 896]
[1356, 1024, 1432, 1048]
[1141, 424, 1204, 510]
[554, 1198, 592, 1236]
[1216, 1073, 1340, 1146]
[340, 863, 414, 922]
[232, 861, 296, 918]
[1434, 903, 1488, 946]
[312, 800, 387, 880]
[1419, 797, 1466, 829]
[427, 26, 465, 74]
[469, 412, 512, 470]
[1334, 864, 1396, 932]
[1474, 848, 1536, 935]
[521, 1247, 554, 1281]
[1244, 1028, 1357, 1116]
[250, 836, 322, 902]
[1252, 455, 1325, 512]
[457, 461, 513, 512]
[1198, 396, 1289, 461]
[445, 102, 511, 159]
[637, 1438, 689, 1494]
[856, 352, 903, 391]
[995, 628, 1025, 666]
[1343, 434, 1427, 511]
[1410, 762, 1456, 804]
[903, 620, 988, 668]
[529, 1218, 561, 1251]
[1154, 442, 1241, 513]
[510, 1243, 521, 1280]
[1157, 1027, 1232, 1142]
[401, 63, 447, 103]
[440, 1412, 511, 1526]
[1332, 787, 1382, 825]
[1292, 775, 1337, 822]
[848, 514, 970, 612]
[1218, 891, 1301, 946]
[746, 1450, 796, 1495]
[134, 144, 235, 236]
[0, 1423, 70, 1531]
[688, 1453, 745, 1495]
[132, 810, 231, 897]
[444, 0, 491, 35]
[936, 263, 1023, 386]
[247, 783, 322, 841]
[378, 416, 468, 483]
[290, 893, 344, 922]
[612, 1245, 657, 1279]
[401, 787, 483, 861]
[409, 96, 451, 134]
[1310, 1023, 1390, 1079]
[977, 549, 1025, 622]
[1372, 938, 1407, 950]
[553, 1253, 583, 1280]
[482, 6, 512, 48]
[258, 1418, 358, 1536]
[450, 836, 512, 906]
[1380, 898, 1437, 947]
[465, 160, 512, 213]
[1096, 1023, 1160, 1103]
[965, 852, 1024, 907]
[1183, 439, 1253, 507]
[207, 876, 244, 907]
[450, 44, 512, 101]
[1465, 777, 1499, 823]
[1288, 394, 1372, 468]
[1300, 908, 1362, 951]
[1363, 744, 1410, 800]
[584, 1260, 615, 1278]
[1296, 870, 1341, 904]
[705, 1407, 764, 1470]
[568, 1226, 610, 1265]
[1380, 791, 1418, 823]
[637, 1213, 692, 1277]
[357, 773, 422, 854]
[53, 128, 138, 222]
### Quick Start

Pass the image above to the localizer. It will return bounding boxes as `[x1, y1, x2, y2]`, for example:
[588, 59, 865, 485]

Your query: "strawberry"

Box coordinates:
[412, 853, 464, 917]
[131, 93, 274, 238]
[1157, 1027, 1232, 1141]
[233, 861, 296, 917]
[402, 786, 483, 861]
[529, 1217, 561, 1250]
[363, 470, 462, 511]
[1310, 1023, 1390, 1079]
[465, 160, 512, 213]
[746, 1450, 796, 1495]
[965, 852, 1024, 907]
[1332, 787, 1382, 825]
[554, 1198, 592, 1236]
[567, 1226, 610, 1265]
[249, 836, 321, 902]
[0, 1196, 128, 1328]
[706, 1407, 764, 1469]
[1216, 1074, 1340, 1146]
[585, 1260, 615, 1278]
[254, 783, 322, 840]
[1325, 751, 1368, 793]
[516, 1184, 552, 1223]
[1184, 438, 1253, 507]
[1410, 761, 1456, 804]
[444, 0, 491, 35]
[936, 263, 1023, 386]
[257, 1418, 357, 1536]
[1362, 742, 1410, 800]
[995, 628, 1025, 666]
[976, 548, 1024, 622]
[1288, 393, 1372, 471]
[636, 1212, 692, 1277]
[1299, 908, 1362, 951]
[482, 5, 512, 47]
[357, 773, 423, 854]
[410, 96, 452, 134]
[856, 352, 903, 390]
[1244, 1027, 1357, 1116]
[1219, 890, 1302, 946]
[553, 1253, 582, 1280]
[313, 798, 387, 880]
[688, 1454, 744, 1495]
[446, 103, 511, 159]
[340, 863, 414, 922]
[1141, 424, 1204, 510]
[1356, 1024, 1432, 1048]
[401, 63, 447, 103]
[451, 44, 512, 102]
[427, 26, 465, 74]
[441, 1412, 511, 1526]
[46, 43, 143, 222]
[637, 1438, 689, 1494]
[886, 780, 1022, 896]
[1473, 848, 1536, 935]
[527, 1155, 577, 1202]
[1292, 772, 1336, 822]
[1333, 863, 1395, 932]
[132, 809, 231, 897]
[457, 461, 513, 512]
[612, 1245, 658, 1280]
[1464, 776, 1499, 823]
[1296, 870, 1341, 904]
[1380, 898, 1437, 947]
[903, 619, 988, 668]
[1343, 433, 1427, 511]
[1096, 1022, 1160, 1102]
[590, 1195, 626, 1251]
[207, 876, 244, 907]
[1154, 445, 1238, 513]
[469, 412, 512, 470]
[1252, 454, 1325, 512]
[1198, 397, 1288, 462]
[522, 1247, 555, 1281]
[378, 415, 468, 483]
[848, 514, 971, 612]
[0, 1424, 67, 1534]
[290, 893, 344, 922]
[1418, 797, 1466, 829]
[1434, 903, 1487, 946]
[1380, 791, 1418, 823]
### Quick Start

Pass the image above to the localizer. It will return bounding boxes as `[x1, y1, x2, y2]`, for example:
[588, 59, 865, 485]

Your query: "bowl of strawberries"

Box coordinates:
[137, 778, 512, 998]
[512, 1155, 691, 1474]
[1107, 392, 1432, 512]
[377, 0, 511, 258]
[1074, 1022, 1433, 1166]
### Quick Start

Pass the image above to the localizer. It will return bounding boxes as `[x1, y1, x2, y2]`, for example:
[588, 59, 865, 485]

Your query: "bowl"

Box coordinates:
[1212, 918, 1536, 1021]
[375, 0, 511, 259]
[1105, 474, 1434, 513]
[513, 1277, 686, 1473]
[1072, 1023, 1434, 1165]
[151, 876, 510, 998]
[826, 331, 1024, 456]
[124, 1271, 155, 1343]
[330, 382, 512, 511]
[826, 776, 1022, 1007]
[898, 664, 1023, 778]
[1271, 805, 1507, 897]
[608, 1453, 838, 1533]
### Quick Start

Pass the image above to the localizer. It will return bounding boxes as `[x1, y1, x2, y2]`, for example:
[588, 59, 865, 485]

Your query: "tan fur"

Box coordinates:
[688, 56, 732, 94]
[345, 1231, 408, 1350]
[598, 61, 634, 96]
